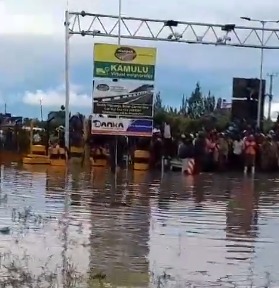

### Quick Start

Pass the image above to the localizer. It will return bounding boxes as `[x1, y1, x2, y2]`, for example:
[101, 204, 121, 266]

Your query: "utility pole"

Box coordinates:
[267, 72, 278, 120]
[39, 98, 43, 121]
[240, 17, 279, 127]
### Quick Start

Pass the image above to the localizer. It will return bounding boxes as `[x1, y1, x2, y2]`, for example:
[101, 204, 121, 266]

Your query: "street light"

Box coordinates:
[240, 17, 279, 23]
[118, 0, 122, 45]
[240, 17, 279, 128]
[39, 97, 43, 121]
[266, 72, 278, 121]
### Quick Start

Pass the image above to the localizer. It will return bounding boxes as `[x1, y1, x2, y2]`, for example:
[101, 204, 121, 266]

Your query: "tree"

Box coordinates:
[204, 91, 216, 114]
[153, 92, 167, 125]
[180, 94, 187, 115]
[216, 97, 223, 110]
[154, 92, 163, 113]
[187, 82, 205, 119]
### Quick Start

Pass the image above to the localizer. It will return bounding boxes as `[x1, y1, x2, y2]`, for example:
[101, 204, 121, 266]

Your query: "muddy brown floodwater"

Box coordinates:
[0, 161, 279, 287]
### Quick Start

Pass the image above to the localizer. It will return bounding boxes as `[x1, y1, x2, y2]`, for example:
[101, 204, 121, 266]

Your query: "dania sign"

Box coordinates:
[92, 119, 124, 129]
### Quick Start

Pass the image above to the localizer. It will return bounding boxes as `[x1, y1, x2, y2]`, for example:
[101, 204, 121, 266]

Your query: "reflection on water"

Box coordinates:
[1, 162, 279, 286]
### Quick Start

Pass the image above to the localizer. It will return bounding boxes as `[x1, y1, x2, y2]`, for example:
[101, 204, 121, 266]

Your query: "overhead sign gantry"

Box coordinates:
[64, 11, 279, 147]
[68, 11, 279, 49]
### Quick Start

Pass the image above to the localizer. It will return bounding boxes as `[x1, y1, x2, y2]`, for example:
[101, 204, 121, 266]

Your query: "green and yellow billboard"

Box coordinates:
[93, 43, 157, 81]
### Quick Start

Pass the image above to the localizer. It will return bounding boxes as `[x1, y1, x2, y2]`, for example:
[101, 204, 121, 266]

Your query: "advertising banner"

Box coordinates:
[93, 79, 154, 117]
[91, 116, 153, 137]
[232, 77, 266, 100]
[93, 43, 157, 81]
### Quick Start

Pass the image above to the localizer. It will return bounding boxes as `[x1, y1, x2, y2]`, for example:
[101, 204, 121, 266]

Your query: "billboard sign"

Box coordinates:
[91, 116, 153, 137]
[231, 99, 264, 122]
[93, 43, 157, 81]
[93, 79, 154, 117]
[232, 77, 266, 100]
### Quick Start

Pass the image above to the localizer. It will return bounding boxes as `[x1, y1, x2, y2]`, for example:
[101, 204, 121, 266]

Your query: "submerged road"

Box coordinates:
[0, 162, 278, 287]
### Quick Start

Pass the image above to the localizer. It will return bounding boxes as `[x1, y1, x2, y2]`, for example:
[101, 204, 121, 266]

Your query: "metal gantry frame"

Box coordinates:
[69, 11, 279, 49]
[64, 11, 279, 146]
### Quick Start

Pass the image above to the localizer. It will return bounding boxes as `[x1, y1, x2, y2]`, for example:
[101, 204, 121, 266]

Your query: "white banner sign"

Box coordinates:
[92, 79, 154, 117]
[91, 116, 153, 137]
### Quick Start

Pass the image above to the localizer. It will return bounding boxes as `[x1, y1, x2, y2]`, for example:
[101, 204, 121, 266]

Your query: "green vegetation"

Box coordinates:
[153, 82, 230, 136]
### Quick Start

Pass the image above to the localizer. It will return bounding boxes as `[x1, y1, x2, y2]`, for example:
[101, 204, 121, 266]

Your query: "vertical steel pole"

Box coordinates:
[267, 73, 277, 121]
[40, 98, 43, 121]
[118, 0, 122, 45]
[65, 10, 70, 149]
[114, 0, 122, 182]
[257, 21, 265, 128]
[92, 80, 95, 114]
[268, 74, 273, 121]
[0, 165, 3, 193]
[63, 7, 70, 283]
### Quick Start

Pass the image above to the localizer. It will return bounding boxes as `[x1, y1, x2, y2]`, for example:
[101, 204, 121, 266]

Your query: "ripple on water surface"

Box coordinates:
[0, 163, 279, 287]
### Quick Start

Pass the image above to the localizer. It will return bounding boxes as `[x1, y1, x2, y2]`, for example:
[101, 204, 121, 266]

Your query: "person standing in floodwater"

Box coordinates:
[194, 132, 206, 174]
[162, 121, 172, 159]
[232, 135, 243, 169]
[149, 130, 163, 169]
[178, 134, 195, 174]
[243, 134, 256, 174]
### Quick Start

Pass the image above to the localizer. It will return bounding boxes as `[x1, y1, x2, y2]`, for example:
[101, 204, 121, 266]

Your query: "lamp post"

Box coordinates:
[64, 10, 70, 149]
[266, 72, 278, 120]
[39, 97, 43, 121]
[240, 17, 279, 128]
[118, 0, 122, 45]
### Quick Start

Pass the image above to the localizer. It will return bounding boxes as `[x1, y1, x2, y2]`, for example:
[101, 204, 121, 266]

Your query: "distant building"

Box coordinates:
[0, 113, 23, 127]
[221, 99, 232, 110]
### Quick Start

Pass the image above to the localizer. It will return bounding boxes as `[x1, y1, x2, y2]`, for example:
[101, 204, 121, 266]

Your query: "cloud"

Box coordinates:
[267, 101, 279, 121]
[3, 0, 279, 35]
[22, 84, 91, 109]
[1, 0, 278, 77]
[2, 0, 279, 117]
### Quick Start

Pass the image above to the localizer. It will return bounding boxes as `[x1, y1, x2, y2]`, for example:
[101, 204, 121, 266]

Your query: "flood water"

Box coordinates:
[0, 161, 279, 287]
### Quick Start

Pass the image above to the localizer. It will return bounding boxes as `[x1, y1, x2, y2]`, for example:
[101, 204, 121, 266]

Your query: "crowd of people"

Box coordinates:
[149, 121, 279, 174]
[2, 115, 279, 175]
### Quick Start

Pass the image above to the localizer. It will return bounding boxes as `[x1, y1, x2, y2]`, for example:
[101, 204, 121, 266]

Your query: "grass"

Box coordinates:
[0, 257, 274, 288]
[0, 255, 273, 288]
[0, 206, 110, 287]
[0, 252, 110, 288]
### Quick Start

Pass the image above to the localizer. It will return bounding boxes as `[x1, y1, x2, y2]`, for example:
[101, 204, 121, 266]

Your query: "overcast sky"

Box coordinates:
[1, 0, 279, 118]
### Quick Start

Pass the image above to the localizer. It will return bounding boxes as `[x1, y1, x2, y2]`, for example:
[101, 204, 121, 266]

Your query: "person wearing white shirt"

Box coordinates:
[33, 132, 41, 144]
[163, 122, 171, 139]
[162, 121, 172, 159]
[232, 136, 243, 169]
